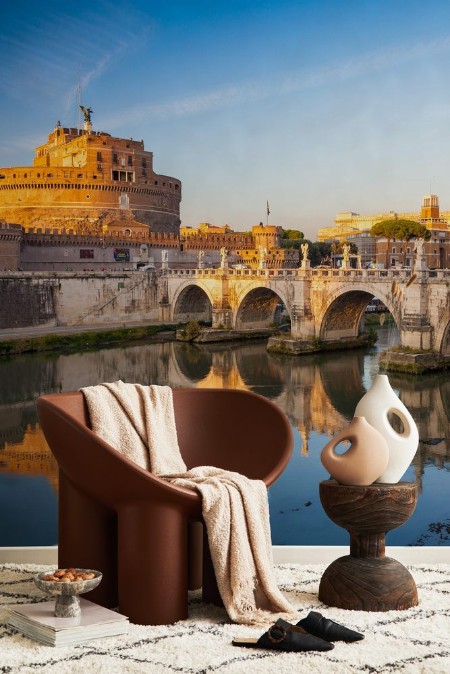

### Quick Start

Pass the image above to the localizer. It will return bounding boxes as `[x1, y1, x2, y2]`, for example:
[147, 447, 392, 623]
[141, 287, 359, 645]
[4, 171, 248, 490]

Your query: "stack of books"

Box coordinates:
[8, 598, 129, 647]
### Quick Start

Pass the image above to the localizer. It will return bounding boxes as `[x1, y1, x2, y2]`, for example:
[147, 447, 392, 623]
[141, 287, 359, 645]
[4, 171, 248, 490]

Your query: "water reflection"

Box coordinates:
[0, 326, 449, 546]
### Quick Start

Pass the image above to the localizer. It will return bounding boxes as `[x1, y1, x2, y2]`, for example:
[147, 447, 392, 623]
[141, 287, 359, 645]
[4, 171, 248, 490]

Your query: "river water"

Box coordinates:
[1, 324, 449, 548]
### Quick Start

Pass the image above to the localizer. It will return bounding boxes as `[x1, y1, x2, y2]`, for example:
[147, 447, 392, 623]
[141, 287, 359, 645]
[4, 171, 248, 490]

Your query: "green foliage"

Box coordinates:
[281, 228, 304, 240]
[389, 345, 432, 354]
[371, 219, 430, 241]
[367, 328, 378, 345]
[370, 219, 431, 268]
[370, 220, 398, 239]
[0, 325, 175, 357]
[185, 321, 201, 340]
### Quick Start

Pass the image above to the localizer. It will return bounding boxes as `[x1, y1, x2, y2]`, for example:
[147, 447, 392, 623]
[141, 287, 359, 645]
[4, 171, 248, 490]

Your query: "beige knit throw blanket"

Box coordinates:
[81, 381, 297, 626]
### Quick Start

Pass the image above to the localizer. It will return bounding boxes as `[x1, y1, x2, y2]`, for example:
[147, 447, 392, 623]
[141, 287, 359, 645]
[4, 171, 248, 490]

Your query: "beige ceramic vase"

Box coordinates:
[321, 416, 390, 486]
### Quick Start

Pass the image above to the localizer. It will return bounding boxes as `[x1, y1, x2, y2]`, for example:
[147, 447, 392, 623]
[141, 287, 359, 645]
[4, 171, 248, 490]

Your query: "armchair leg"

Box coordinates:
[188, 521, 203, 590]
[118, 502, 189, 625]
[202, 526, 224, 607]
[58, 472, 118, 609]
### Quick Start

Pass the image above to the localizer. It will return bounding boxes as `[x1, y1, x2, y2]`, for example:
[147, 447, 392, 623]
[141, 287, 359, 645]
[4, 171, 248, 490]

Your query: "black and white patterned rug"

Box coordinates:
[1, 563, 449, 673]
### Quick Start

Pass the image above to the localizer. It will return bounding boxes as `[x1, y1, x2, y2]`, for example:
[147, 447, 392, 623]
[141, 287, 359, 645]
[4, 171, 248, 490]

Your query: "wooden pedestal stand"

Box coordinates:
[318, 480, 419, 611]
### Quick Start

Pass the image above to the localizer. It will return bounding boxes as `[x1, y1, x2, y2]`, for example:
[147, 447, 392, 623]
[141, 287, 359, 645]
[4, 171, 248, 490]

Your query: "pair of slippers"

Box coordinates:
[232, 611, 364, 653]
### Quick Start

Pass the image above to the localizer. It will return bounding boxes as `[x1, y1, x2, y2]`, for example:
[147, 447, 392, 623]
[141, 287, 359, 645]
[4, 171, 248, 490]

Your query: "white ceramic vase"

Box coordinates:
[354, 374, 419, 483]
[321, 416, 389, 486]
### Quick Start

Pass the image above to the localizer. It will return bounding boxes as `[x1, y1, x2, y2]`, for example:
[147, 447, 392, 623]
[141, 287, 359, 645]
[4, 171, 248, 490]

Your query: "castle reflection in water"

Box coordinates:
[1, 331, 449, 545]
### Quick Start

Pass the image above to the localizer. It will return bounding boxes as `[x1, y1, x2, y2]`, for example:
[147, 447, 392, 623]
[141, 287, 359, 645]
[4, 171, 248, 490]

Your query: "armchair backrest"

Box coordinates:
[36, 387, 293, 492]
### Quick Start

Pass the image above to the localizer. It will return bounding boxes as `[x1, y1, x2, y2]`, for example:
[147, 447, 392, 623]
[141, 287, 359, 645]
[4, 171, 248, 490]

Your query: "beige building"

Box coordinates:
[319, 195, 450, 269]
[318, 195, 450, 243]
[375, 195, 450, 269]
[0, 115, 181, 236]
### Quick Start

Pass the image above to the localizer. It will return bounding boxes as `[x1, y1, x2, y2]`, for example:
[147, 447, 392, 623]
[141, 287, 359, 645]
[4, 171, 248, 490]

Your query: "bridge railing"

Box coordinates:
[162, 267, 450, 282]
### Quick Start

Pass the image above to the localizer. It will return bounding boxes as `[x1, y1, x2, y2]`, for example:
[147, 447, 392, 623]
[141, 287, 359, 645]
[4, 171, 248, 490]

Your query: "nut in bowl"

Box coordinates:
[34, 568, 102, 618]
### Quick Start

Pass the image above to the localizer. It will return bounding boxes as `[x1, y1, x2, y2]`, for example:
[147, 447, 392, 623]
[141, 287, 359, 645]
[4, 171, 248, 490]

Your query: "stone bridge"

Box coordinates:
[159, 266, 450, 356]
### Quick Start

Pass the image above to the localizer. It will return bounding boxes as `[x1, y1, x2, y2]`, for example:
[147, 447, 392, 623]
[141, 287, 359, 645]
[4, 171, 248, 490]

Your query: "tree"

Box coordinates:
[391, 220, 431, 265]
[281, 228, 304, 241]
[371, 219, 430, 268]
[370, 220, 396, 269]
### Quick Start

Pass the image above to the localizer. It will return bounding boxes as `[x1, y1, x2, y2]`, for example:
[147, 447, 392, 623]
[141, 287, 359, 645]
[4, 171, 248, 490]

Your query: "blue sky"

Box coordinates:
[2, 0, 450, 239]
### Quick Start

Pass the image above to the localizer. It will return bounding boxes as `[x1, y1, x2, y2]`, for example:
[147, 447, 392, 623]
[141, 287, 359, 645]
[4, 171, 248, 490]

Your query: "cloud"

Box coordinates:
[102, 34, 450, 129]
[62, 46, 126, 117]
[0, 5, 153, 113]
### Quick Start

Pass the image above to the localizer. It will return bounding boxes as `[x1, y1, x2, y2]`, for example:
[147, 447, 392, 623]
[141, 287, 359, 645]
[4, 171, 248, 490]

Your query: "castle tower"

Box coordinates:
[0, 117, 182, 236]
[421, 194, 440, 221]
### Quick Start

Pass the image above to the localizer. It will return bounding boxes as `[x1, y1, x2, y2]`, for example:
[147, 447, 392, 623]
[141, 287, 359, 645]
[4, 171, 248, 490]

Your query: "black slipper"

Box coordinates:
[297, 611, 364, 642]
[232, 618, 334, 652]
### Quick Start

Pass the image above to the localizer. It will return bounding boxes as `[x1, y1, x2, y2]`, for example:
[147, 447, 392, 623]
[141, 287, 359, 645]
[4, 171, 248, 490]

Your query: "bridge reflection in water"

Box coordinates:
[0, 326, 449, 547]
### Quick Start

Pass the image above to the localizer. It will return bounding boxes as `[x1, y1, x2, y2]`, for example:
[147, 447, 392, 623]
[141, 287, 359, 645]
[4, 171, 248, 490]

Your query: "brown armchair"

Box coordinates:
[36, 387, 293, 625]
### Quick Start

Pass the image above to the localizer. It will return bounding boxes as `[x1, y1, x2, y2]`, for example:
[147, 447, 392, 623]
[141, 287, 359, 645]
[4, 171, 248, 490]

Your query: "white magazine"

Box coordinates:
[8, 597, 129, 647]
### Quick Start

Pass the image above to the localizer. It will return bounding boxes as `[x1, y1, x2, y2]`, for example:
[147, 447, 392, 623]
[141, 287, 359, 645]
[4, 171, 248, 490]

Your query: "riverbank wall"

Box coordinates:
[0, 272, 160, 330]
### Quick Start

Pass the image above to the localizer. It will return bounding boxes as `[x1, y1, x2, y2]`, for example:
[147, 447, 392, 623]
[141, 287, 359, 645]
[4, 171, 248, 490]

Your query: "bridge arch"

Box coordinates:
[172, 282, 213, 324]
[317, 285, 399, 342]
[435, 315, 450, 356]
[234, 284, 289, 330]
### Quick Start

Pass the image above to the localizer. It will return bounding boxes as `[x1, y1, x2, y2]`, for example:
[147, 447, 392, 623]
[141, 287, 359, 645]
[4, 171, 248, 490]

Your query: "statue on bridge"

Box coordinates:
[259, 246, 268, 260]
[220, 247, 228, 268]
[413, 238, 427, 271]
[198, 250, 205, 268]
[258, 246, 268, 270]
[301, 242, 310, 269]
[342, 243, 351, 269]
[161, 249, 169, 269]
[414, 238, 425, 256]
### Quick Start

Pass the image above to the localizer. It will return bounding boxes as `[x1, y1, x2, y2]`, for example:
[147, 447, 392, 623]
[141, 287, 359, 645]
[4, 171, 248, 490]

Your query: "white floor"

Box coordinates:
[1, 545, 449, 566]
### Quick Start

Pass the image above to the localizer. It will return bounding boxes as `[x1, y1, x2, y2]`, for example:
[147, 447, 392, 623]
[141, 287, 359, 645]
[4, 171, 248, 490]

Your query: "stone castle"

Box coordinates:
[0, 111, 301, 271]
[0, 110, 181, 236]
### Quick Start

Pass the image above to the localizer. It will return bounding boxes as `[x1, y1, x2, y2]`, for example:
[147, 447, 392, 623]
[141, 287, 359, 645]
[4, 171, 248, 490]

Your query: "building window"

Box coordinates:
[97, 152, 102, 162]
[113, 153, 118, 163]
[127, 156, 133, 166]
[112, 170, 133, 182]
[142, 158, 147, 168]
